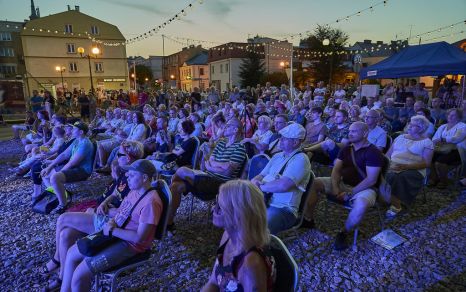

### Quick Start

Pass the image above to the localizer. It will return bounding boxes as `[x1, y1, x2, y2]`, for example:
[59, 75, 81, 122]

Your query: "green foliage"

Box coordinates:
[261, 72, 288, 86]
[133, 65, 153, 85]
[300, 25, 349, 84]
[239, 52, 265, 88]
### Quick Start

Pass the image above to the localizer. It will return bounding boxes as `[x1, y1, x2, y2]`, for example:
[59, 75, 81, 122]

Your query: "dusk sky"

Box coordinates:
[1, 0, 465, 57]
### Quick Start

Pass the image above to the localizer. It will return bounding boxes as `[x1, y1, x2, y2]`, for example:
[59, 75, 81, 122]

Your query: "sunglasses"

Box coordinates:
[117, 152, 126, 158]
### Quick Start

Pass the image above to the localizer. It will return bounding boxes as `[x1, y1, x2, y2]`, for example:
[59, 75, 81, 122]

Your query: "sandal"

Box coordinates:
[385, 205, 402, 219]
[39, 258, 60, 275]
[51, 204, 68, 215]
[43, 277, 62, 292]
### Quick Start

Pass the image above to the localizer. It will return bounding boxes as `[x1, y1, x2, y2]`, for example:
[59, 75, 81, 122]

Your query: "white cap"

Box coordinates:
[279, 122, 306, 140]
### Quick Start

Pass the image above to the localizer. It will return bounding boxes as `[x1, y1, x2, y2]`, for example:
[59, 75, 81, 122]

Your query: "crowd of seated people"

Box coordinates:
[11, 78, 465, 290]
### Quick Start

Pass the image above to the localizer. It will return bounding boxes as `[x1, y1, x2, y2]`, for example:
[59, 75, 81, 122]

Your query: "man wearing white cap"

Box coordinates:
[252, 122, 312, 234]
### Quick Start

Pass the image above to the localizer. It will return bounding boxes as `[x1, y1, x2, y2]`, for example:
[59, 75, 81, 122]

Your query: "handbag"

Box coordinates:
[350, 146, 391, 204]
[77, 187, 155, 257]
[32, 187, 72, 214]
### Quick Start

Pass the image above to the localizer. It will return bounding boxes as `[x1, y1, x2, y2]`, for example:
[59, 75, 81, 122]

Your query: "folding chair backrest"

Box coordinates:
[191, 136, 201, 169]
[384, 135, 392, 154]
[248, 154, 271, 180]
[152, 179, 172, 240]
[297, 171, 315, 215]
[269, 235, 299, 292]
[91, 141, 98, 173]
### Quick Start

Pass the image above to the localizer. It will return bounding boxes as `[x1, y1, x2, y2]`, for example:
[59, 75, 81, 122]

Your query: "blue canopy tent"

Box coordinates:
[359, 41, 466, 79]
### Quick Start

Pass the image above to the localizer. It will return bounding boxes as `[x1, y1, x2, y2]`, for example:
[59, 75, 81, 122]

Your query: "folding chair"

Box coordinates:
[269, 235, 299, 292]
[94, 179, 172, 291]
[247, 154, 270, 180]
[65, 141, 99, 198]
[277, 171, 315, 253]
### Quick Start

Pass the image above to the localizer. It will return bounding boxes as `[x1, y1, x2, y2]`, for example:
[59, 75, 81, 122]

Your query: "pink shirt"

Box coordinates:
[114, 189, 163, 252]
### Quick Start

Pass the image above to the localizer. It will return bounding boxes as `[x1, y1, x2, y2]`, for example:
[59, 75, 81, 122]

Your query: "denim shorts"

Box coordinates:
[61, 167, 90, 183]
[85, 240, 138, 274]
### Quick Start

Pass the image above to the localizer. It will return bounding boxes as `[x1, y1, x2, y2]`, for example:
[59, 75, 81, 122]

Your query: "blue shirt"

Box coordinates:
[31, 95, 44, 112]
[70, 137, 94, 174]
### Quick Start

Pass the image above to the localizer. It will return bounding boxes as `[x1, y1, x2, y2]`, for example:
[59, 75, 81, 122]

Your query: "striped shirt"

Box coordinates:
[207, 139, 247, 180]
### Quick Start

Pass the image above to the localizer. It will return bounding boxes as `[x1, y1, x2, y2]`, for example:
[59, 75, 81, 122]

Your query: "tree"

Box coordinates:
[260, 72, 288, 86]
[300, 25, 349, 85]
[239, 52, 265, 88]
[130, 65, 153, 85]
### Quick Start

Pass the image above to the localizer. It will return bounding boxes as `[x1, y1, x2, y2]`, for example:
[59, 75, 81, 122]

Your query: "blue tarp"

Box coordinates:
[360, 41, 466, 79]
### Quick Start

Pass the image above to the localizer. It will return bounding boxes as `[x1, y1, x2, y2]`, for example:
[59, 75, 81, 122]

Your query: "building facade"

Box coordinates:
[163, 45, 206, 89]
[179, 51, 209, 92]
[21, 6, 129, 95]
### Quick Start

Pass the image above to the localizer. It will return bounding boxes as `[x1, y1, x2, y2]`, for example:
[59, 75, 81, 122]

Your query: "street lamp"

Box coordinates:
[77, 46, 100, 94]
[170, 74, 175, 80]
[55, 66, 66, 93]
[322, 38, 332, 85]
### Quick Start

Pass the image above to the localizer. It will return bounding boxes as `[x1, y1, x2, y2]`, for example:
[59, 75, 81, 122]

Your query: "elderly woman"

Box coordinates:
[43, 159, 162, 291]
[202, 180, 276, 292]
[429, 109, 466, 188]
[241, 115, 273, 155]
[148, 120, 197, 173]
[349, 105, 362, 123]
[385, 115, 434, 217]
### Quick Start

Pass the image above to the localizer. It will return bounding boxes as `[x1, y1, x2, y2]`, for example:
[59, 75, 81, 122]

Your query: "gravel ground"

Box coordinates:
[0, 139, 465, 291]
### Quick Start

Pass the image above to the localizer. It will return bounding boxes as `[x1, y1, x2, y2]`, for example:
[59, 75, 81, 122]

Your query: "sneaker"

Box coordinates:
[51, 204, 68, 215]
[300, 218, 315, 229]
[385, 205, 402, 219]
[334, 231, 349, 251]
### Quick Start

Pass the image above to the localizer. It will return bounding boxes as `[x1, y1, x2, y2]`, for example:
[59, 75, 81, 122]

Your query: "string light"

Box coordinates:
[407, 20, 466, 41]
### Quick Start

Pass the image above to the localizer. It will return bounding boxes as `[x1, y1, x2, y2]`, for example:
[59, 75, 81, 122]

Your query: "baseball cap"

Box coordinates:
[68, 121, 88, 134]
[279, 122, 306, 140]
[121, 159, 156, 177]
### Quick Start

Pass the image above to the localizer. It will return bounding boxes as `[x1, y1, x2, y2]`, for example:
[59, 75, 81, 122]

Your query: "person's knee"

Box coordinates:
[71, 262, 91, 288]
[50, 172, 65, 184]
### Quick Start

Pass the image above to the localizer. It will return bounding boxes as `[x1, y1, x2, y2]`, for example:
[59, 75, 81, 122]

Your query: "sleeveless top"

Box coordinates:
[214, 239, 276, 291]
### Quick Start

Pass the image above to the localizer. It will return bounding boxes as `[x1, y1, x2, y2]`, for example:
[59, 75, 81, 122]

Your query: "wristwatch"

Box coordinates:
[109, 226, 115, 237]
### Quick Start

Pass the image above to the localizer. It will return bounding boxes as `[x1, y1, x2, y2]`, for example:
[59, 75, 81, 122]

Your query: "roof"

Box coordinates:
[21, 10, 125, 40]
[360, 41, 466, 79]
[185, 51, 208, 65]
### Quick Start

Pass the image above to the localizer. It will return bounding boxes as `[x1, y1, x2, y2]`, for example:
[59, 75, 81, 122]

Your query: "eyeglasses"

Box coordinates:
[117, 152, 126, 157]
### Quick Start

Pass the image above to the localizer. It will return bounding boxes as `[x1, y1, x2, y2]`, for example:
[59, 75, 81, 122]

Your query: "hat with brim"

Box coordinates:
[121, 159, 156, 177]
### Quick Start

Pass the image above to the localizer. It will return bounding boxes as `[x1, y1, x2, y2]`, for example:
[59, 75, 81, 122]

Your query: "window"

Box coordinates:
[211, 65, 214, 74]
[225, 64, 229, 73]
[95, 62, 103, 72]
[0, 32, 12, 41]
[90, 25, 99, 35]
[0, 64, 16, 74]
[66, 43, 75, 54]
[69, 62, 78, 72]
[220, 64, 223, 73]
[199, 68, 204, 76]
[65, 24, 73, 33]
[0, 47, 14, 57]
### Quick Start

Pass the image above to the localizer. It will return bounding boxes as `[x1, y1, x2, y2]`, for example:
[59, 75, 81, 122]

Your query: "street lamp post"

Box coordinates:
[55, 66, 66, 93]
[322, 38, 333, 86]
[77, 46, 100, 94]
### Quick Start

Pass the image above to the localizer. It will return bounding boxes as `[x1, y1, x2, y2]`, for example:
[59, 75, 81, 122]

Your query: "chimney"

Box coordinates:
[75, 5, 80, 12]
[376, 41, 383, 45]
[363, 39, 372, 44]
[68, 5, 71, 11]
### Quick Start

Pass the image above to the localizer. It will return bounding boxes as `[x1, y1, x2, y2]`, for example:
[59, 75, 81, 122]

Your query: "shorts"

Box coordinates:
[98, 138, 120, 153]
[57, 166, 90, 183]
[85, 240, 139, 274]
[188, 169, 227, 201]
[93, 214, 110, 232]
[319, 177, 376, 207]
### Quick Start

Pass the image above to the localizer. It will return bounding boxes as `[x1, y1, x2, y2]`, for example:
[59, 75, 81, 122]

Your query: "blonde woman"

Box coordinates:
[241, 115, 273, 155]
[202, 180, 276, 292]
